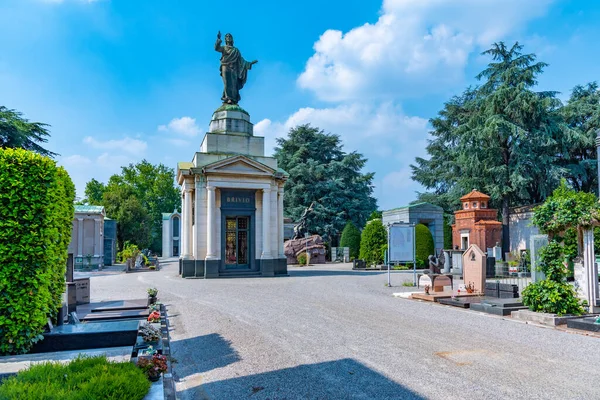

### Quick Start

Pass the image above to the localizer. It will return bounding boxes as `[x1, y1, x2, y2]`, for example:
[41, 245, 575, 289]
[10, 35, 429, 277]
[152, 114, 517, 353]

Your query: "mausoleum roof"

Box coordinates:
[383, 202, 443, 213]
[75, 205, 105, 215]
[460, 190, 491, 201]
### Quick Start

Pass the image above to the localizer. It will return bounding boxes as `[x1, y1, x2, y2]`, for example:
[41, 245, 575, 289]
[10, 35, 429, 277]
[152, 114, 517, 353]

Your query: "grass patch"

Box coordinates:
[402, 282, 415, 287]
[0, 355, 150, 400]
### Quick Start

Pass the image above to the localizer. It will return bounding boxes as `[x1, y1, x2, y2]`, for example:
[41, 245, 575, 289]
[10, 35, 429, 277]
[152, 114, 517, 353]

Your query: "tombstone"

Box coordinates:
[442, 251, 451, 273]
[74, 278, 90, 305]
[343, 247, 350, 262]
[331, 247, 337, 262]
[462, 244, 486, 294]
[450, 250, 463, 274]
[492, 244, 502, 261]
[574, 262, 588, 301]
[486, 257, 496, 278]
[66, 282, 77, 314]
[66, 253, 74, 282]
[529, 234, 548, 283]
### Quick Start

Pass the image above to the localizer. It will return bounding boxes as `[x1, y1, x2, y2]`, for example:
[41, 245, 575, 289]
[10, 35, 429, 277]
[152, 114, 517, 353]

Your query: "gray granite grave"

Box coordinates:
[470, 298, 527, 316]
[566, 317, 600, 332]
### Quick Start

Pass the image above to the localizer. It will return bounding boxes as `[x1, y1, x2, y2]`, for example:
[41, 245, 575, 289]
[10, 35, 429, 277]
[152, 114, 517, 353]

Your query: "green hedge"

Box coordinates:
[359, 219, 387, 265]
[0, 355, 150, 399]
[339, 221, 361, 259]
[415, 224, 434, 269]
[0, 148, 75, 354]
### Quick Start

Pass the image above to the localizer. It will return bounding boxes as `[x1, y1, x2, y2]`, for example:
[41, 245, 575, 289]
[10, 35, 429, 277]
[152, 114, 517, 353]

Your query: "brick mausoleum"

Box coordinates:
[452, 190, 502, 251]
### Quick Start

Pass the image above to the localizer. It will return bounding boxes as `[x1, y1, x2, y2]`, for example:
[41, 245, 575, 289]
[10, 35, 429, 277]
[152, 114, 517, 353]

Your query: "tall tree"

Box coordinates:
[412, 42, 565, 252]
[85, 160, 180, 252]
[84, 178, 106, 205]
[0, 106, 56, 157]
[275, 124, 377, 244]
[559, 82, 600, 193]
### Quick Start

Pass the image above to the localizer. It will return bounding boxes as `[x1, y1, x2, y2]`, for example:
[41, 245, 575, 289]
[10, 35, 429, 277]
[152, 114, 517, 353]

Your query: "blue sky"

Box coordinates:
[1, 0, 599, 211]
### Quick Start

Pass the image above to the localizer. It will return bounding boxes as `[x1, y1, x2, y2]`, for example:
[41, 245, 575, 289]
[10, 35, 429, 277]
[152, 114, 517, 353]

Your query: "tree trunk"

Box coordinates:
[502, 196, 510, 261]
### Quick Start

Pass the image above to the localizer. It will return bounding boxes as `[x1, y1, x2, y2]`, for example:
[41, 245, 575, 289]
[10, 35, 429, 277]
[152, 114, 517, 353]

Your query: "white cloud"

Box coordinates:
[158, 116, 201, 137]
[298, 0, 552, 101]
[83, 136, 147, 154]
[60, 154, 92, 167]
[254, 102, 430, 209]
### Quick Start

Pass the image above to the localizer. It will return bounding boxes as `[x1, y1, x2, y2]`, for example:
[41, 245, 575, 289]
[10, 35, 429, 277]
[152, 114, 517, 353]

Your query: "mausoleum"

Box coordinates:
[382, 202, 444, 252]
[176, 105, 288, 278]
[162, 210, 181, 257]
[452, 190, 502, 251]
[68, 205, 105, 269]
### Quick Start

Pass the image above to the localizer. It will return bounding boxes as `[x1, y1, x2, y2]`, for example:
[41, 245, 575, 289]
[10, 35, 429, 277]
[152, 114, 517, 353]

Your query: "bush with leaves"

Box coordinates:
[340, 221, 361, 259]
[296, 252, 308, 266]
[415, 224, 435, 269]
[522, 181, 593, 316]
[359, 219, 387, 265]
[0, 148, 75, 355]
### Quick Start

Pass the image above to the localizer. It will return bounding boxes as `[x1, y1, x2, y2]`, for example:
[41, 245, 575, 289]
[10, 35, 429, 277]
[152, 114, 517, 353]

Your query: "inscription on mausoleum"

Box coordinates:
[221, 190, 255, 209]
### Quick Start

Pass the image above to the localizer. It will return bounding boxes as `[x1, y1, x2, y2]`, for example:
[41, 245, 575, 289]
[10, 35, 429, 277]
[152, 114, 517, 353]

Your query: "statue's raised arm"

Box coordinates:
[215, 32, 257, 105]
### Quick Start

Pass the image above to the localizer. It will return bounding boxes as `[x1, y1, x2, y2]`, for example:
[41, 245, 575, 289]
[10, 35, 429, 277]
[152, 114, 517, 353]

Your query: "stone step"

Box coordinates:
[218, 271, 263, 278]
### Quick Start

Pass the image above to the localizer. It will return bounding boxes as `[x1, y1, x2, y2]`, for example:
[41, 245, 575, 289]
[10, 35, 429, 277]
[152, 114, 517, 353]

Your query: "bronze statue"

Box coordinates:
[293, 202, 315, 240]
[215, 31, 258, 105]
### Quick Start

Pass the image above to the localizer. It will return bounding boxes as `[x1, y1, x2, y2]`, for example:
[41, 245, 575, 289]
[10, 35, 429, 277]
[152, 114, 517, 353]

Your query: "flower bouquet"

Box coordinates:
[137, 353, 168, 382]
[147, 310, 160, 323]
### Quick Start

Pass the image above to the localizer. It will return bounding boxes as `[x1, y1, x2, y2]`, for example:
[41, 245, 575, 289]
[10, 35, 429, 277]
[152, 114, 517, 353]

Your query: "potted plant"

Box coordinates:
[147, 287, 158, 306]
[139, 322, 161, 344]
[136, 353, 168, 382]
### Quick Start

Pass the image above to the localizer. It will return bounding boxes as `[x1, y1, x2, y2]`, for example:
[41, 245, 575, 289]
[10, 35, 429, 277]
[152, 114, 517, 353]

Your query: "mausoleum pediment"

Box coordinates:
[203, 155, 275, 177]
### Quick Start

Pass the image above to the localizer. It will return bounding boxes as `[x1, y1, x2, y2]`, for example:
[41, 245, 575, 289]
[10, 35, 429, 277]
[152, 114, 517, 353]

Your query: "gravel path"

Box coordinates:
[88, 258, 600, 400]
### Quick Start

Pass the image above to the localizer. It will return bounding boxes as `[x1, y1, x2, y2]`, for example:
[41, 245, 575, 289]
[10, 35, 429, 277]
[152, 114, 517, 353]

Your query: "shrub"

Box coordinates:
[359, 219, 387, 265]
[340, 221, 361, 259]
[0, 148, 75, 355]
[296, 252, 307, 265]
[522, 181, 589, 316]
[415, 224, 434, 268]
[0, 355, 150, 399]
[118, 241, 140, 263]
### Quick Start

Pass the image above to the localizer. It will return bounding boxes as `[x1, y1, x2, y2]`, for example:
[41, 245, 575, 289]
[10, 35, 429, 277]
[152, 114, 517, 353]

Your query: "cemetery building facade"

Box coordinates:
[382, 202, 444, 252]
[68, 205, 105, 269]
[176, 105, 288, 278]
[162, 210, 181, 258]
[452, 190, 502, 251]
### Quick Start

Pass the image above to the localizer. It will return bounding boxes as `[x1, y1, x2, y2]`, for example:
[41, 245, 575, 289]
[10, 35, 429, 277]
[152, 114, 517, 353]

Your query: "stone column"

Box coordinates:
[94, 219, 100, 257]
[180, 192, 187, 258]
[182, 188, 193, 259]
[77, 218, 83, 257]
[206, 185, 217, 260]
[278, 186, 284, 258]
[194, 177, 201, 258]
[270, 185, 278, 257]
[261, 187, 272, 259]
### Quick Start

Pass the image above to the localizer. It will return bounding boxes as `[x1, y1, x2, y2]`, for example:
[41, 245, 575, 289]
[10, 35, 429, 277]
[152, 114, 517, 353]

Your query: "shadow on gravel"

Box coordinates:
[177, 358, 426, 400]
[289, 270, 386, 277]
[171, 333, 240, 381]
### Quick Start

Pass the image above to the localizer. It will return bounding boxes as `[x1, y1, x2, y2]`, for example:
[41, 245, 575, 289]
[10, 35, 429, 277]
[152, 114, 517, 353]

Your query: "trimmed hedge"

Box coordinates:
[359, 219, 387, 265]
[0, 148, 75, 354]
[415, 224, 434, 269]
[339, 221, 361, 259]
[0, 355, 150, 399]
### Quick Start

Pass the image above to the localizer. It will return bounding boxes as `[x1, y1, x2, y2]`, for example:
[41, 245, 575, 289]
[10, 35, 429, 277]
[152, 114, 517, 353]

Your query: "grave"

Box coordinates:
[566, 317, 600, 333]
[462, 244, 486, 294]
[417, 274, 453, 292]
[411, 292, 480, 302]
[438, 297, 483, 308]
[30, 320, 139, 353]
[484, 282, 519, 298]
[470, 298, 528, 316]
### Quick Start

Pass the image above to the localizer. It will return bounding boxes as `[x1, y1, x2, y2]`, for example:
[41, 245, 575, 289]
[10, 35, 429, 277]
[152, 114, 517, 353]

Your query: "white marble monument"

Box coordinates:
[177, 104, 288, 278]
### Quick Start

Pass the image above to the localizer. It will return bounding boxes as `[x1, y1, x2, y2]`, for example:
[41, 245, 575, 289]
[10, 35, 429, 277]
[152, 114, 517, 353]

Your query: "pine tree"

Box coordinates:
[275, 124, 377, 244]
[340, 221, 361, 259]
[412, 42, 566, 251]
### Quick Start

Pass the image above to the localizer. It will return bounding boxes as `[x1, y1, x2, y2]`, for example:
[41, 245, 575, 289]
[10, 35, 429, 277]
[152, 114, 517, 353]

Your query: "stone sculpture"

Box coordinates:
[428, 249, 445, 274]
[215, 31, 258, 104]
[293, 202, 315, 240]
